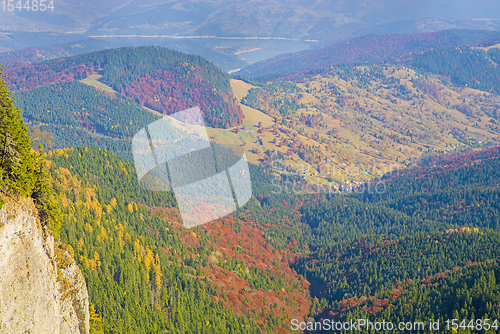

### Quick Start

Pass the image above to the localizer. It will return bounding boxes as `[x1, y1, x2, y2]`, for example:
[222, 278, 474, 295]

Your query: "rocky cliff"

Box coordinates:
[0, 196, 90, 334]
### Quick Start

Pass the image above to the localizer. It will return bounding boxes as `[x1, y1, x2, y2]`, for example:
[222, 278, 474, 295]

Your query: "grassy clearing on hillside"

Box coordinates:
[80, 73, 115, 93]
[230, 79, 254, 100]
[476, 42, 500, 52]
[204, 79, 278, 165]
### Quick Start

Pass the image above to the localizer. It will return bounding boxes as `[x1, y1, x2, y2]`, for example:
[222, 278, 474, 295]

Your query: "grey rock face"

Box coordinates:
[0, 197, 90, 334]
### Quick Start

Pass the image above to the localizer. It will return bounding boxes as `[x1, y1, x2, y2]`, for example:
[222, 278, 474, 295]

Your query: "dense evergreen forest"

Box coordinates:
[290, 147, 500, 332]
[311, 260, 500, 333]
[13, 81, 160, 160]
[409, 46, 500, 94]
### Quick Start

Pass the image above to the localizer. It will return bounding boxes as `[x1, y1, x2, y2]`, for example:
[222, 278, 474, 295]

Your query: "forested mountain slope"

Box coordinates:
[291, 146, 500, 332]
[42, 129, 500, 332]
[47, 147, 312, 333]
[6, 46, 243, 128]
[3, 46, 245, 161]
[236, 29, 500, 80]
[13, 81, 159, 160]
[409, 45, 500, 94]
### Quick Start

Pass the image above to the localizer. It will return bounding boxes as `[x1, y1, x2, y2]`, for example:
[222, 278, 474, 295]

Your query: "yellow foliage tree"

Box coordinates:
[154, 253, 162, 289]
[66, 244, 75, 258]
[94, 251, 101, 267]
[78, 238, 84, 251]
[133, 240, 141, 262]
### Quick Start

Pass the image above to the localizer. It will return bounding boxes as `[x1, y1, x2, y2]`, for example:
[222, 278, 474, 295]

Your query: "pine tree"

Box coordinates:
[32, 145, 62, 239]
[0, 70, 61, 238]
[0, 71, 37, 197]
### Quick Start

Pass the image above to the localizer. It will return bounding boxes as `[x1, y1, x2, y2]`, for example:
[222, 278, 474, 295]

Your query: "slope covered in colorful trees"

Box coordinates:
[46, 142, 500, 333]
[5, 46, 243, 128]
[47, 146, 311, 333]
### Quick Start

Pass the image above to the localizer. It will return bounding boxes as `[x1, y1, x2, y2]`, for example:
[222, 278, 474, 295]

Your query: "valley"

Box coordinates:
[232, 66, 500, 184]
[1, 27, 500, 333]
[2, 42, 500, 192]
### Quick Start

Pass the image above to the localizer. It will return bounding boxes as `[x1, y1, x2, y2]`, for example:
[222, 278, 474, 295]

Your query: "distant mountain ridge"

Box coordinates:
[2, 0, 500, 73]
[236, 29, 500, 80]
[0, 38, 247, 72]
[2, 1, 500, 44]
